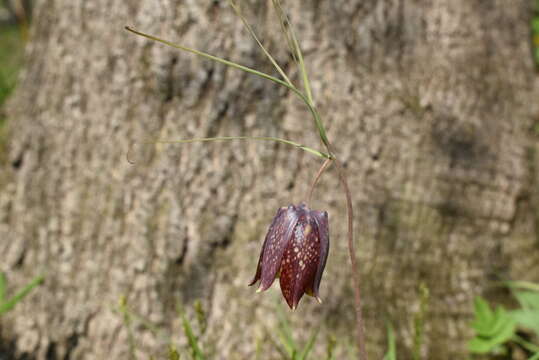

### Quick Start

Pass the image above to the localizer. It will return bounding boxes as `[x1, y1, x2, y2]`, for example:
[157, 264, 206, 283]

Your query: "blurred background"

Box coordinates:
[1, 1, 539, 359]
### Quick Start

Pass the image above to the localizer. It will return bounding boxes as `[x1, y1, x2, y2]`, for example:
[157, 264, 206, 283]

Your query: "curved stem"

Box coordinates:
[307, 158, 332, 205]
[333, 158, 368, 360]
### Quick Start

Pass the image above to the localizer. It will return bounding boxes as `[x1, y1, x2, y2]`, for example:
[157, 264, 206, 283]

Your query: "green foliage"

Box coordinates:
[413, 283, 429, 360]
[168, 346, 181, 360]
[510, 290, 539, 335]
[179, 310, 206, 360]
[117, 298, 209, 360]
[0, 273, 44, 316]
[468, 296, 516, 354]
[269, 306, 320, 360]
[383, 323, 397, 360]
[468, 282, 539, 358]
[0, 23, 24, 107]
[0, 22, 24, 157]
[325, 335, 336, 360]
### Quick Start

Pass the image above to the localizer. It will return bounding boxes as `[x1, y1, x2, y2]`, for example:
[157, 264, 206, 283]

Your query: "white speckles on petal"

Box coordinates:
[253, 204, 329, 309]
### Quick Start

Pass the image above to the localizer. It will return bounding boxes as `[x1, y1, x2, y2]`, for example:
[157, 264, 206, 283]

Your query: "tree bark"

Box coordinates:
[1, 0, 538, 359]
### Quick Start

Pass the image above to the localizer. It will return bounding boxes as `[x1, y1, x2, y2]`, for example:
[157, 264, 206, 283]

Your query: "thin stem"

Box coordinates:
[333, 159, 368, 360]
[307, 158, 332, 205]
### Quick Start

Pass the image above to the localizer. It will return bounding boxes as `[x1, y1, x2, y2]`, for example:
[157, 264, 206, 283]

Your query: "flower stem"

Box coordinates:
[333, 158, 368, 360]
[307, 158, 332, 205]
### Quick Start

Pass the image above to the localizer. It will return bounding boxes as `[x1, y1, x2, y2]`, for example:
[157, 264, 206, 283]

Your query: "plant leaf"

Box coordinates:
[510, 309, 539, 334]
[504, 281, 539, 293]
[227, 0, 294, 87]
[0, 273, 6, 303]
[125, 26, 331, 151]
[276, 306, 297, 357]
[383, 322, 397, 360]
[298, 328, 319, 360]
[513, 290, 539, 310]
[468, 299, 515, 354]
[181, 312, 206, 360]
[129, 136, 330, 161]
[0, 275, 44, 315]
[271, 0, 314, 105]
[125, 26, 292, 92]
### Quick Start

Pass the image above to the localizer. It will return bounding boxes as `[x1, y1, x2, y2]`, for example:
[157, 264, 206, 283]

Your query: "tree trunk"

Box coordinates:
[1, 0, 538, 359]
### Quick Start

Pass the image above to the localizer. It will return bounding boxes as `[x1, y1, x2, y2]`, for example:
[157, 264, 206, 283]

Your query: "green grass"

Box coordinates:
[0, 22, 24, 163]
[0, 23, 24, 107]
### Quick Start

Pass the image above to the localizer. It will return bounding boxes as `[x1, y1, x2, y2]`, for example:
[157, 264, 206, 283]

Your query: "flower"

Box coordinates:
[249, 203, 329, 309]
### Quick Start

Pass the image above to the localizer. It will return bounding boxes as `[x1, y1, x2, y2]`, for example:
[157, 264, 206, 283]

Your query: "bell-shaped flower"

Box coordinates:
[249, 203, 329, 309]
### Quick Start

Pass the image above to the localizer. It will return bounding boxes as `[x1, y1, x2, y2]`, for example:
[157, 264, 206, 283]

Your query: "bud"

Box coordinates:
[249, 203, 329, 309]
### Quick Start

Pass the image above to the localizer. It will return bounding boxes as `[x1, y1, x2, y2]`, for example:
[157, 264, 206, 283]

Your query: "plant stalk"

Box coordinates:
[333, 158, 368, 360]
[308, 158, 332, 205]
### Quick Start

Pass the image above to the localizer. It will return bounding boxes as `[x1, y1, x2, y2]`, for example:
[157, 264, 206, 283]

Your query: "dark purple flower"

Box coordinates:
[249, 203, 329, 310]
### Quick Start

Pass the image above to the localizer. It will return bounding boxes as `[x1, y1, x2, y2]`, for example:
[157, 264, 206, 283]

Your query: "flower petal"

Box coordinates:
[248, 206, 287, 286]
[279, 207, 322, 309]
[258, 205, 298, 291]
[310, 210, 329, 300]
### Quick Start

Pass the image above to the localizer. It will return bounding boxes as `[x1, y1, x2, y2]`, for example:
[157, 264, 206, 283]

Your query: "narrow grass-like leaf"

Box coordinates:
[277, 324, 296, 358]
[265, 325, 292, 359]
[529, 352, 539, 360]
[271, 0, 314, 105]
[512, 334, 539, 354]
[0, 273, 6, 303]
[269, 1, 330, 148]
[181, 312, 206, 360]
[503, 281, 539, 292]
[125, 26, 330, 152]
[0, 274, 44, 315]
[271, 0, 299, 65]
[276, 306, 297, 356]
[128, 136, 330, 162]
[117, 296, 137, 360]
[298, 328, 319, 360]
[125, 26, 292, 93]
[126, 309, 162, 338]
[383, 322, 397, 360]
[413, 283, 429, 360]
[227, 0, 294, 87]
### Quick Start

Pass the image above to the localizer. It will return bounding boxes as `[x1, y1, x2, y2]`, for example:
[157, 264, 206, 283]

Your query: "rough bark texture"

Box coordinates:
[1, 0, 538, 359]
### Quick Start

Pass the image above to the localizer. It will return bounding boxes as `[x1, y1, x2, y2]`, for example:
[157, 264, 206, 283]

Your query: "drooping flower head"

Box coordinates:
[249, 203, 329, 309]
